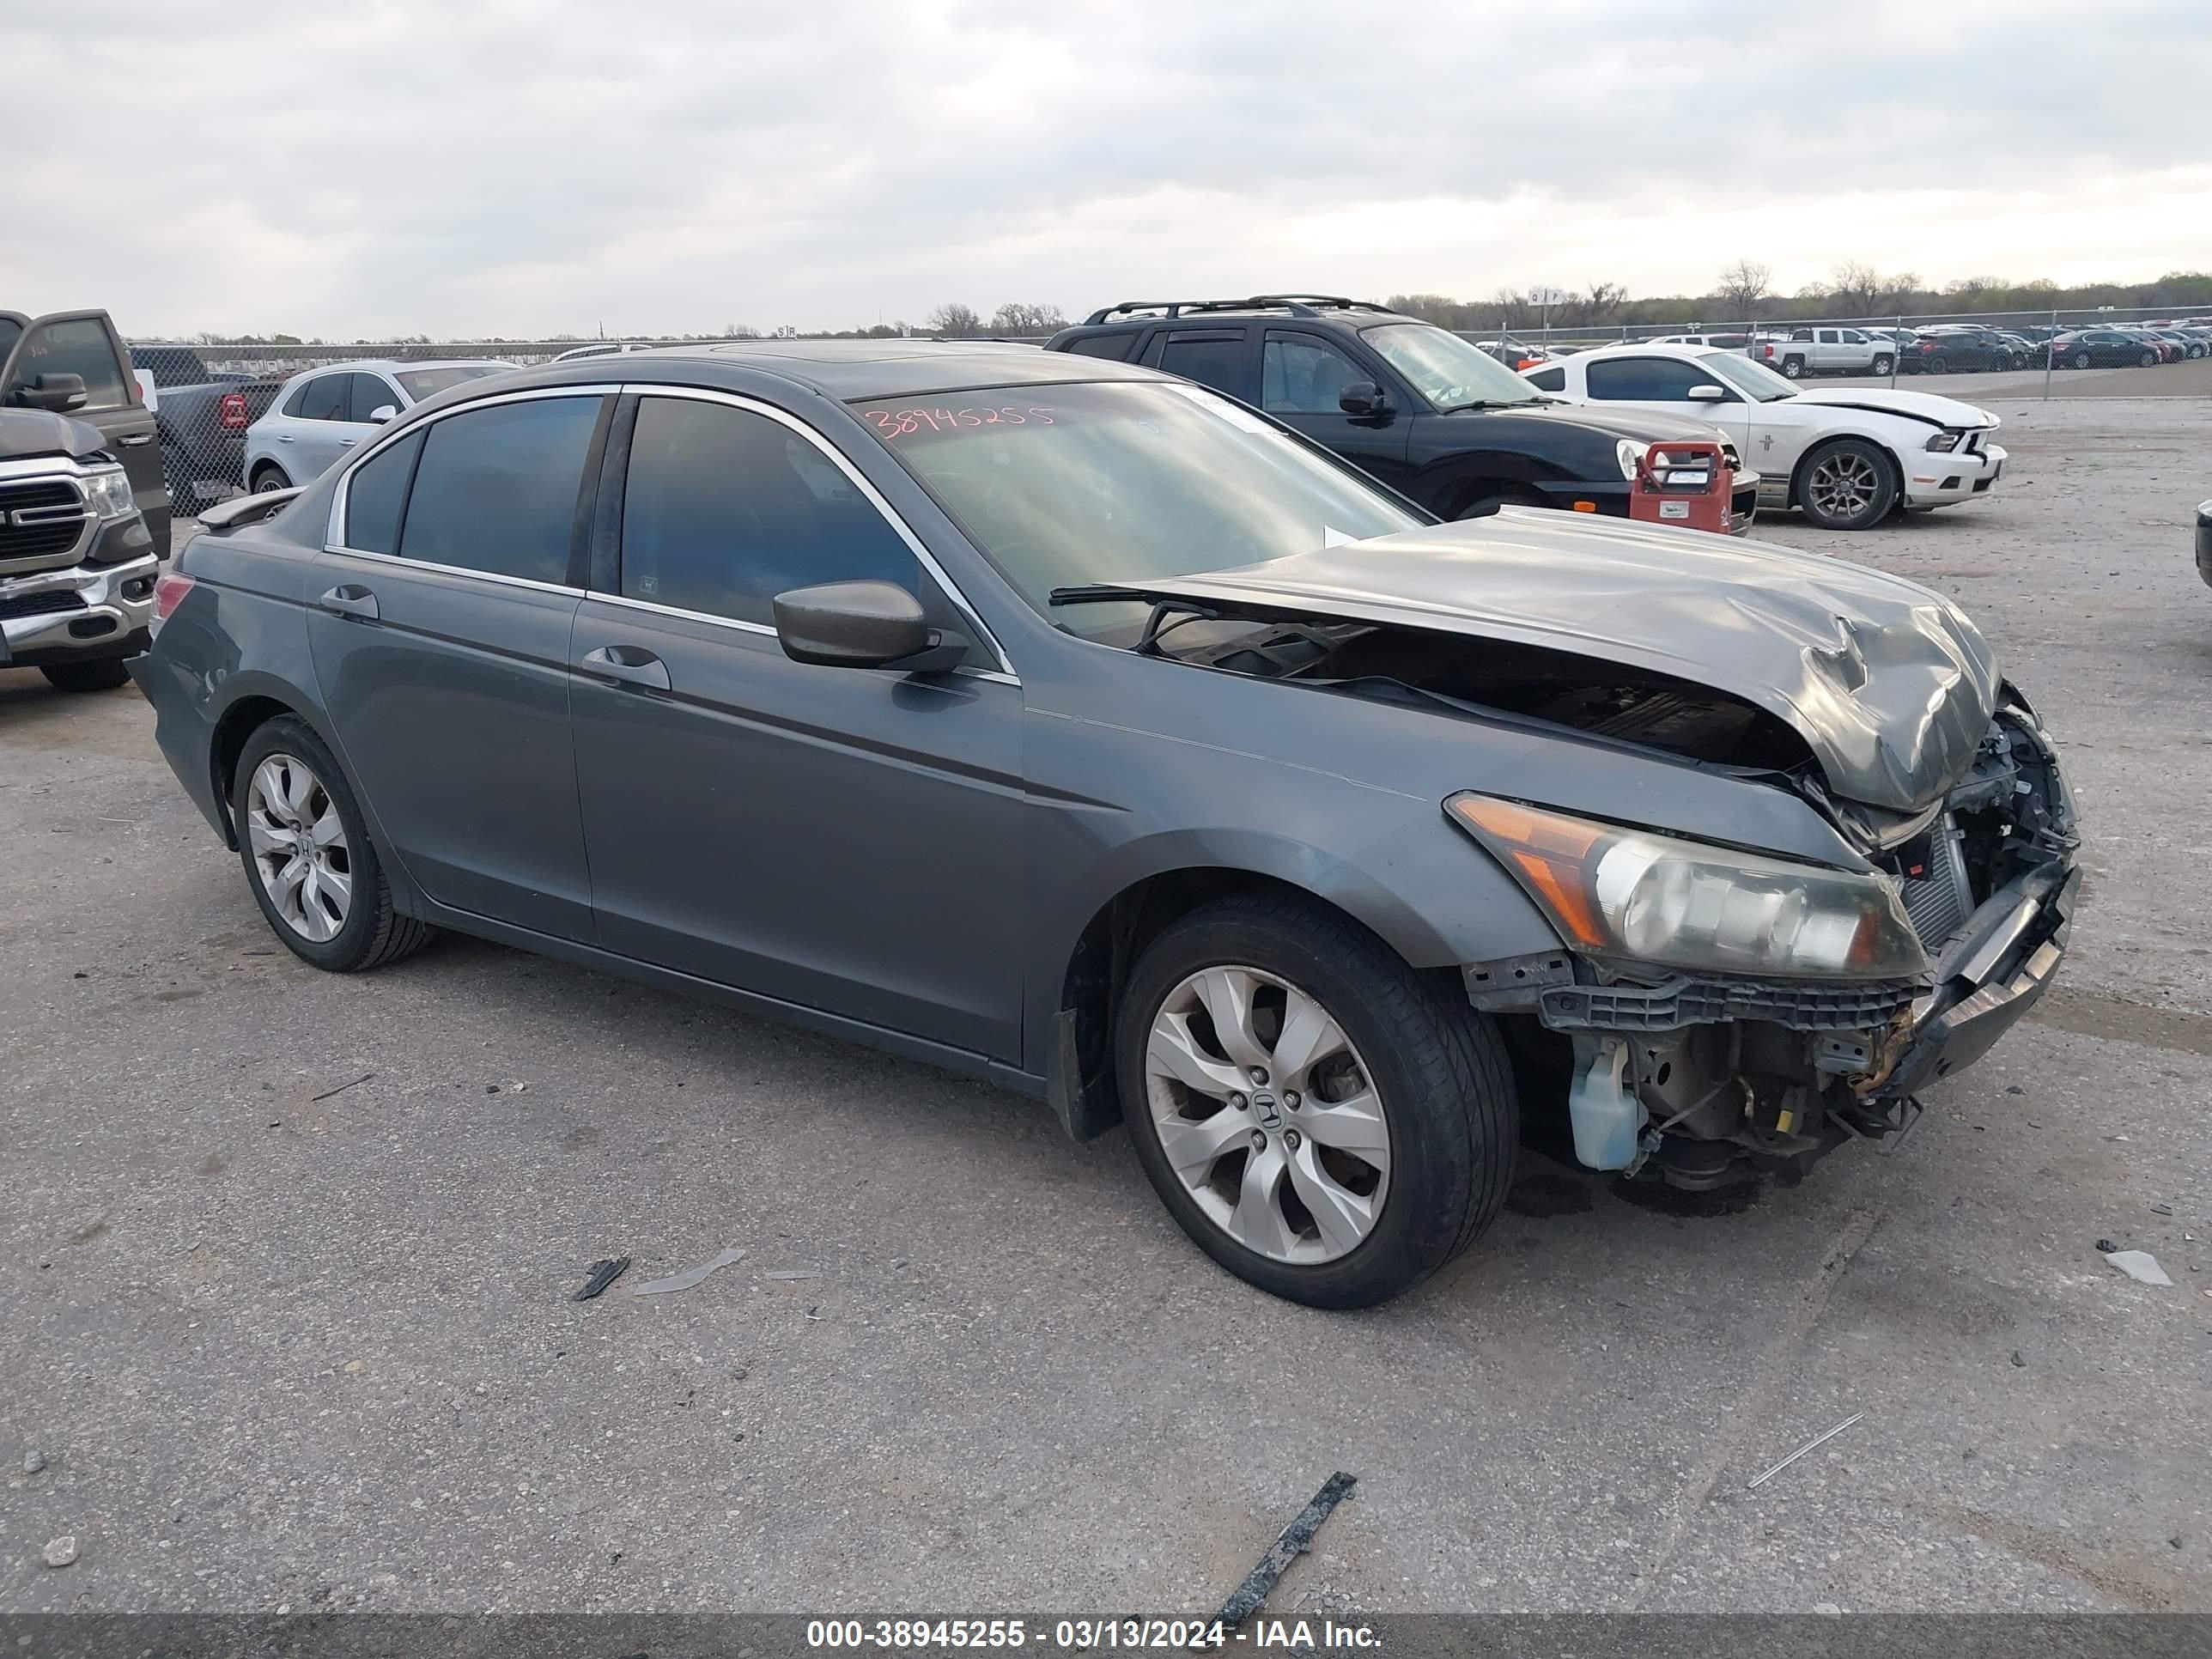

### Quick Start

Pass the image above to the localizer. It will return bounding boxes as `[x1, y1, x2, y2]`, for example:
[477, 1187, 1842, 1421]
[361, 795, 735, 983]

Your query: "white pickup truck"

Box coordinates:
[1747, 326, 1897, 380]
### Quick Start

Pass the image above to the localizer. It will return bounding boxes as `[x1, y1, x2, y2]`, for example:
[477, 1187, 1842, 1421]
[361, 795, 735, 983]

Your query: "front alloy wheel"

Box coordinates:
[1798, 438, 1897, 531]
[245, 753, 352, 942]
[1144, 965, 1390, 1264]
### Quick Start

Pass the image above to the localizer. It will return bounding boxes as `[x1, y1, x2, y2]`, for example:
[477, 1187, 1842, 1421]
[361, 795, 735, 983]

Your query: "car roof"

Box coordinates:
[481, 339, 1176, 403]
[281, 357, 512, 382]
[1567, 342, 1728, 362]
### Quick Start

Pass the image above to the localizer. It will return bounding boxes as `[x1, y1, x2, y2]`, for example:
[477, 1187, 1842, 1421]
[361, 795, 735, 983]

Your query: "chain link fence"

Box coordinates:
[1465, 304, 2212, 392]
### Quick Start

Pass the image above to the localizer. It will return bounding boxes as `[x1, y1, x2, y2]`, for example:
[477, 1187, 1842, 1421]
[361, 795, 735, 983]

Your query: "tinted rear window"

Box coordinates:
[396, 364, 507, 402]
[343, 428, 425, 555]
[1060, 333, 1134, 362]
[398, 396, 600, 583]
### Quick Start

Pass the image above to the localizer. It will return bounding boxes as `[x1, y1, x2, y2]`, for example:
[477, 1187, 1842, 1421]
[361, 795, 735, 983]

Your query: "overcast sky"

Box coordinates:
[8, 0, 2209, 339]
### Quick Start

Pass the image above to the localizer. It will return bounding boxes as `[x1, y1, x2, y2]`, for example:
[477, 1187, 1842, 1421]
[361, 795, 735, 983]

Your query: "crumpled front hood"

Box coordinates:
[1790, 386, 1999, 429]
[1115, 511, 2002, 812]
[0, 409, 108, 464]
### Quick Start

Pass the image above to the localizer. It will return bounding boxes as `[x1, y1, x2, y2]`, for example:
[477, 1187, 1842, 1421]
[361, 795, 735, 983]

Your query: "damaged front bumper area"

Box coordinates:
[1466, 703, 2079, 1188]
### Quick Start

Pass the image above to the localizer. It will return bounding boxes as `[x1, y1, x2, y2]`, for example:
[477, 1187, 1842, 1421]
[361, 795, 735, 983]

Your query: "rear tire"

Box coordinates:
[250, 464, 292, 494]
[1796, 437, 1898, 531]
[40, 659, 132, 693]
[232, 714, 436, 973]
[2073, 350, 2091, 370]
[1926, 354, 1949, 375]
[1115, 892, 1517, 1308]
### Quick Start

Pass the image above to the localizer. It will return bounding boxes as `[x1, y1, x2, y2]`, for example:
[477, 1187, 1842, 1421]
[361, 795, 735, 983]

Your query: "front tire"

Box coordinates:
[1115, 892, 1517, 1308]
[1796, 437, 1898, 531]
[2140, 349, 2158, 367]
[41, 659, 132, 693]
[233, 715, 435, 973]
[1871, 353, 1894, 376]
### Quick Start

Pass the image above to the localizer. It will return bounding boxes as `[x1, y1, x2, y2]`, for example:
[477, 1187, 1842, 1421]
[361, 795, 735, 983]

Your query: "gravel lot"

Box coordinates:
[3, 398, 2209, 1616]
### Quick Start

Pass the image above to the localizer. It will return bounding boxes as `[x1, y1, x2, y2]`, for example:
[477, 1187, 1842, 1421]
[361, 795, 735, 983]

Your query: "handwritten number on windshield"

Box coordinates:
[864, 407, 1056, 438]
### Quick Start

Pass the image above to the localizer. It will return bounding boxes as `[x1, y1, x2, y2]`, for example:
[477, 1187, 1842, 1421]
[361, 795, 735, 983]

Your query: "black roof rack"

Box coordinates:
[1079, 295, 1396, 326]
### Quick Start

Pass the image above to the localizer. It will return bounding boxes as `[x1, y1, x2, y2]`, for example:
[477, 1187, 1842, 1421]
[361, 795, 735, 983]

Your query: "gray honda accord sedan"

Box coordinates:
[134, 341, 2079, 1307]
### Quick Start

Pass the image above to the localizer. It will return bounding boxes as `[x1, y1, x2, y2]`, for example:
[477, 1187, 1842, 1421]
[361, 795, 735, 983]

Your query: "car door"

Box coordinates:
[343, 372, 403, 446]
[270, 371, 358, 482]
[1, 310, 167, 552]
[307, 388, 609, 939]
[1255, 329, 1412, 486]
[1814, 328, 1843, 370]
[567, 388, 1026, 1059]
[1581, 356, 1754, 454]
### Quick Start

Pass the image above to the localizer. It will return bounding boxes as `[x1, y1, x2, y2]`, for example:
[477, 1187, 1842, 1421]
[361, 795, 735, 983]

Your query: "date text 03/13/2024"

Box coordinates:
[803, 1617, 1382, 1650]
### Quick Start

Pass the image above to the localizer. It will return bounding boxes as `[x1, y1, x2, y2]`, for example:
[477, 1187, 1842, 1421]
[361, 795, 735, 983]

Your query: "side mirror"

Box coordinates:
[773, 580, 969, 672]
[20, 373, 88, 413]
[368, 404, 398, 424]
[1686, 384, 1729, 403]
[1337, 380, 1389, 416]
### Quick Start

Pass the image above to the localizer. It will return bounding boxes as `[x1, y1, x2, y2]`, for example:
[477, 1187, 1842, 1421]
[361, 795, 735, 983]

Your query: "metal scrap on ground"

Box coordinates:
[630, 1247, 746, 1296]
[1747, 1411, 1866, 1490]
[2103, 1249, 2174, 1287]
[572, 1257, 629, 1301]
[1213, 1471, 1357, 1629]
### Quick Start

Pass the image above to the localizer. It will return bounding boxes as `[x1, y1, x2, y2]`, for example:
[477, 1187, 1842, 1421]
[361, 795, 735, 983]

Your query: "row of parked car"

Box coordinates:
[1498, 319, 2212, 380]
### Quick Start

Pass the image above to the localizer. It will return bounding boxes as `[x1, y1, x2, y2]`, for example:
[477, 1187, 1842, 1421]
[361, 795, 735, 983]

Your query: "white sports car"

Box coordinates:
[1523, 343, 2005, 530]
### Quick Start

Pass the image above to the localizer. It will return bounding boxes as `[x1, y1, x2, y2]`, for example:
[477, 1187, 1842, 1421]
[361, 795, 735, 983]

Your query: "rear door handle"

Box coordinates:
[276, 434, 295, 444]
[337, 437, 358, 448]
[318, 584, 379, 621]
[579, 643, 671, 691]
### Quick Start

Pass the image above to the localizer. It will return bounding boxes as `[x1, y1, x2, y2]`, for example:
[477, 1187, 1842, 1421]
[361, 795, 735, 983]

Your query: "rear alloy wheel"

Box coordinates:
[1871, 353, 1894, 376]
[1926, 354, 1950, 374]
[40, 659, 132, 693]
[251, 465, 292, 494]
[1797, 437, 1897, 531]
[234, 715, 435, 972]
[1116, 893, 1516, 1307]
[2073, 350, 2092, 370]
[1781, 356, 1805, 379]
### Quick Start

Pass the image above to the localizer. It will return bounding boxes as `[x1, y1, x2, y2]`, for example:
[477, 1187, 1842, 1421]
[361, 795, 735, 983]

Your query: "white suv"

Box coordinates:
[243, 360, 513, 492]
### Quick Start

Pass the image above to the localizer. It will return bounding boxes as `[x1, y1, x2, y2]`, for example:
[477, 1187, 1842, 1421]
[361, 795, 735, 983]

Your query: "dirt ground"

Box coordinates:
[2, 397, 2208, 1617]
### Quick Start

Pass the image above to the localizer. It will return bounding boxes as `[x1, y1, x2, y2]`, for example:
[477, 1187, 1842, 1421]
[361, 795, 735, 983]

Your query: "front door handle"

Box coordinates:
[337, 437, 358, 448]
[118, 432, 154, 447]
[318, 584, 379, 621]
[579, 643, 671, 691]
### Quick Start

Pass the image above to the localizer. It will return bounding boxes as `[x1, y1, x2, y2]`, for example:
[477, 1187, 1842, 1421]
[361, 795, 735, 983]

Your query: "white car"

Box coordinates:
[243, 359, 513, 492]
[1523, 343, 2005, 531]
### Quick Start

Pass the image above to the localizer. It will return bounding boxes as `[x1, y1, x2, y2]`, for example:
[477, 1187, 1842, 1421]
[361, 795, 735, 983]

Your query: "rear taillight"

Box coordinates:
[218, 392, 249, 430]
[1759, 343, 1774, 357]
[152, 572, 195, 627]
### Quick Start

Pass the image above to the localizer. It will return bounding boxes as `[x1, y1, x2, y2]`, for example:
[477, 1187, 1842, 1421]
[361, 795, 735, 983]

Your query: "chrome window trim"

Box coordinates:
[578, 587, 1017, 685]
[324, 382, 621, 556]
[618, 383, 1015, 678]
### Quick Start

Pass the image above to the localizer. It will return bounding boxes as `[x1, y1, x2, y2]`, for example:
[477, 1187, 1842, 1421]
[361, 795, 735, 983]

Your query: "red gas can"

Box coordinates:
[1626, 440, 1735, 535]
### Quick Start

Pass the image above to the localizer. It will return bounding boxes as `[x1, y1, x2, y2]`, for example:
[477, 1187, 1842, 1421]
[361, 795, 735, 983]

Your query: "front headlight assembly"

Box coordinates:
[81, 465, 139, 521]
[1447, 794, 1929, 980]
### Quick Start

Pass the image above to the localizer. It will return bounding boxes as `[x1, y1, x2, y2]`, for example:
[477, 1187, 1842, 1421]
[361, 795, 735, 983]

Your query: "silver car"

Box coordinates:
[243, 360, 512, 492]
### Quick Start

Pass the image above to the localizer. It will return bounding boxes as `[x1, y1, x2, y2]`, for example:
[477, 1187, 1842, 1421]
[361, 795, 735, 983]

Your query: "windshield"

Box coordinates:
[852, 380, 1424, 639]
[397, 364, 507, 401]
[1698, 351, 1798, 403]
[1360, 323, 1543, 409]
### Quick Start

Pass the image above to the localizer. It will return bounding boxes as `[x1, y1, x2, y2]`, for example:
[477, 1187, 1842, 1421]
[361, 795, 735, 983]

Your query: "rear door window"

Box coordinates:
[1150, 330, 1256, 401]
[397, 395, 602, 584]
[4, 316, 129, 410]
[617, 396, 920, 627]
[1523, 366, 1567, 392]
[1061, 333, 1134, 362]
[343, 428, 426, 555]
[287, 374, 351, 421]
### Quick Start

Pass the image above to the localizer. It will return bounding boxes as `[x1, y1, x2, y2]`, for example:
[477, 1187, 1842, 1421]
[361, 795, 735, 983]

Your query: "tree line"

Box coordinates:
[1387, 265, 2212, 333]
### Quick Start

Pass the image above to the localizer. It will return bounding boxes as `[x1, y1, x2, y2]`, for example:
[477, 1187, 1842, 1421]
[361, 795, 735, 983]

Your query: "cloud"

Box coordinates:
[3, 0, 2207, 337]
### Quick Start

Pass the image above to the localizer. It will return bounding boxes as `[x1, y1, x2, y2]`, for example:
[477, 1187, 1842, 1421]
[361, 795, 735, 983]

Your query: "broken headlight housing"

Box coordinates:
[1924, 429, 1966, 453]
[1447, 794, 1929, 980]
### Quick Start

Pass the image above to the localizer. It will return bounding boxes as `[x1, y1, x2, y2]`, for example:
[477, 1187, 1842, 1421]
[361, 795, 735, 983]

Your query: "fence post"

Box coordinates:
[1891, 316, 1901, 387]
[2043, 307, 2056, 401]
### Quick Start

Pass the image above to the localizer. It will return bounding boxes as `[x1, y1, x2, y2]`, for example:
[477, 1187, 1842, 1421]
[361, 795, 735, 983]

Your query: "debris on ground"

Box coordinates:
[309, 1073, 374, 1103]
[23, 1449, 46, 1475]
[42, 1536, 78, 1569]
[2096, 1238, 2119, 1254]
[2010, 1351, 2027, 1368]
[573, 1257, 631, 1301]
[764, 1269, 823, 1281]
[1747, 1411, 1865, 1490]
[630, 1248, 744, 1297]
[2151, 1204, 2173, 1217]
[1214, 1471, 1358, 1629]
[2103, 1249, 2174, 1287]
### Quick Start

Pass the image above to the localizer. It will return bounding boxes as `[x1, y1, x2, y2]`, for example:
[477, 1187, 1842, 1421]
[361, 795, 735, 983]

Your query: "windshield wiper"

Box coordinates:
[1437, 398, 1536, 414]
[1047, 584, 1139, 605]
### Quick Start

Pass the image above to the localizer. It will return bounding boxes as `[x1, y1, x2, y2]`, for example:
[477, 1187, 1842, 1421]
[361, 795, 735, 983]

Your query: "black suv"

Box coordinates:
[1046, 296, 1757, 528]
